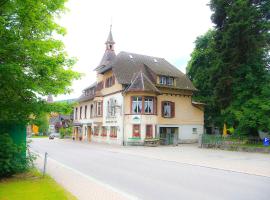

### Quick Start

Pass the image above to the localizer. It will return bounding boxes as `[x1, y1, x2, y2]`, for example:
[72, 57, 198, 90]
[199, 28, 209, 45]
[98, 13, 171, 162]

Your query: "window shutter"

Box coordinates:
[112, 75, 115, 85]
[161, 101, 165, 117]
[101, 101, 103, 117]
[171, 102, 175, 118]
[154, 97, 157, 115]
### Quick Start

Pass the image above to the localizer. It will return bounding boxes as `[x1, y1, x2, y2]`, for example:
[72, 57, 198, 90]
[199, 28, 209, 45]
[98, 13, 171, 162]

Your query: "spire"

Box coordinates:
[105, 25, 115, 50]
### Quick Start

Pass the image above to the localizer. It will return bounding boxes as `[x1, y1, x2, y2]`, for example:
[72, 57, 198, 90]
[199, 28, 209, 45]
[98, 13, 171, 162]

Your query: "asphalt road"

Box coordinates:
[30, 139, 270, 200]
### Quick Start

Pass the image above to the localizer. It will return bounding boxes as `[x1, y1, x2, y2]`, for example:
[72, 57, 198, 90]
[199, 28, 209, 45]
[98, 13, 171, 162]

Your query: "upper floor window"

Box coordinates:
[132, 97, 142, 114]
[159, 76, 174, 86]
[105, 76, 115, 88]
[161, 101, 175, 118]
[131, 96, 156, 114]
[96, 81, 104, 91]
[90, 104, 94, 118]
[75, 107, 78, 120]
[84, 105, 87, 119]
[96, 101, 103, 117]
[79, 106, 82, 119]
[107, 98, 116, 117]
[144, 97, 153, 114]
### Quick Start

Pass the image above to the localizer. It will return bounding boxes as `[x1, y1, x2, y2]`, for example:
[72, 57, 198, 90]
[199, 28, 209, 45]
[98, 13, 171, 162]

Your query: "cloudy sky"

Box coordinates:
[55, 0, 213, 100]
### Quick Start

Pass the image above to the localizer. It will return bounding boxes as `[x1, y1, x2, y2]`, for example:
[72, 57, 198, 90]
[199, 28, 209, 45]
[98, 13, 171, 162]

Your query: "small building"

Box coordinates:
[73, 27, 204, 145]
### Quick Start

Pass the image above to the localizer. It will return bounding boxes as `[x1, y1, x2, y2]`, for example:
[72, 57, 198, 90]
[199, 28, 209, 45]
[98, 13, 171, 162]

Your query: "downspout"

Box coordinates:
[122, 93, 125, 146]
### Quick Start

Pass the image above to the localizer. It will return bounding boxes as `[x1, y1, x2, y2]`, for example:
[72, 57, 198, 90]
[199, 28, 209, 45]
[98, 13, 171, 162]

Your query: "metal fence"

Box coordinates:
[201, 134, 263, 148]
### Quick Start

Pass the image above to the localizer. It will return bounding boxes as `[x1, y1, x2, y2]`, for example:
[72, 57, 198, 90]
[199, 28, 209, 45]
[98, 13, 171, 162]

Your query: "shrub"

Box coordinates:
[0, 133, 34, 178]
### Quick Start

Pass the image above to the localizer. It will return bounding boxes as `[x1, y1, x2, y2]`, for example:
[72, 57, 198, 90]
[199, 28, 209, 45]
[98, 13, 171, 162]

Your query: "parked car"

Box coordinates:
[49, 133, 60, 139]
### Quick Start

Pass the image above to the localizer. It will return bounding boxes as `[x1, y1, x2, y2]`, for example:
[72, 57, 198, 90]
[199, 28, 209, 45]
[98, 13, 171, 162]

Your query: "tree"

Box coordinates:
[187, 30, 223, 130]
[0, 0, 80, 124]
[188, 0, 270, 135]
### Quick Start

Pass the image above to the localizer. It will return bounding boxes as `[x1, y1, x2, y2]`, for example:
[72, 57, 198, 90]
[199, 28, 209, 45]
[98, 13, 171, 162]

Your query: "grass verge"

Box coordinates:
[0, 170, 76, 200]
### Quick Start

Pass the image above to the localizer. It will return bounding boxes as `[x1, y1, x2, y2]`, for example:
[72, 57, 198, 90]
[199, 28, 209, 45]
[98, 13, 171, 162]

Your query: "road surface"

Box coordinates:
[30, 139, 270, 200]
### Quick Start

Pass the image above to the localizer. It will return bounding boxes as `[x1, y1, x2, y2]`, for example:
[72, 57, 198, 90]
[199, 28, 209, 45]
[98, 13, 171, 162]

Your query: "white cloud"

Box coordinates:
[54, 0, 213, 101]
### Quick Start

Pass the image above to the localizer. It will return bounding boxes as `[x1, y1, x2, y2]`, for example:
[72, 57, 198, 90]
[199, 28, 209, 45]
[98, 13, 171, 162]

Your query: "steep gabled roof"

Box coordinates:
[124, 71, 161, 94]
[112, 51, 196, 91]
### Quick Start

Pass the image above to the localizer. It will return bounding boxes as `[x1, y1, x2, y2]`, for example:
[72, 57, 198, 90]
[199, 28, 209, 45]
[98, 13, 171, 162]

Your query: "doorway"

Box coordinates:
[159, 127, 178, 145]
[87, 126, 92, 142]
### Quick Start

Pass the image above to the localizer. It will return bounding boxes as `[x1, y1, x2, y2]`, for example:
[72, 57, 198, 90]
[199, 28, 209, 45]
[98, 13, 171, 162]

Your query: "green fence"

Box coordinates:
[201, 134, 264, 148]
[0, 123, 26, 148]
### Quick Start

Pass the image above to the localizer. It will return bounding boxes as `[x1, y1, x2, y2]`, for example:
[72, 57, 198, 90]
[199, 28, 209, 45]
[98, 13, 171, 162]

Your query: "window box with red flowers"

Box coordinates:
[101, 127, 107, 137]
[110, 126, 117, 138]
[94, 127, 100, 136]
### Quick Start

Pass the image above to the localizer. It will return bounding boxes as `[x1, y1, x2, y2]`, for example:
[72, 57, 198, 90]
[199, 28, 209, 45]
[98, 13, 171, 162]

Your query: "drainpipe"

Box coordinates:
[122, 93, 125, 146]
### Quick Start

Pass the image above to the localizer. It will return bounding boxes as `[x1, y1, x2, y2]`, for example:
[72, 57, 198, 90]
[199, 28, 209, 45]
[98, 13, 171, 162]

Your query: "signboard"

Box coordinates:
[132, 115, 141, 124]
[263, 138, 269, 146]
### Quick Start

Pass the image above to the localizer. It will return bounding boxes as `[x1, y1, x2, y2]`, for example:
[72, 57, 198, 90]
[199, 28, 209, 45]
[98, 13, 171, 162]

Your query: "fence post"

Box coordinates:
[43, 152, 48, 177]
[198, 134, 203, 148]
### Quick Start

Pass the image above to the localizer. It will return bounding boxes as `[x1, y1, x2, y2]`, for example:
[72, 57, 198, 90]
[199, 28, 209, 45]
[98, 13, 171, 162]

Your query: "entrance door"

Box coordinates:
[87, 126, 91, 142]
[160, 127, 177, 145]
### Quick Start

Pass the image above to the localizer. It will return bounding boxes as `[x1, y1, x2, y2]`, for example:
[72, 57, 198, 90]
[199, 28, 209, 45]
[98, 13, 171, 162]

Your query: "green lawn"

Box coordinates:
[0, 170, 76, 200]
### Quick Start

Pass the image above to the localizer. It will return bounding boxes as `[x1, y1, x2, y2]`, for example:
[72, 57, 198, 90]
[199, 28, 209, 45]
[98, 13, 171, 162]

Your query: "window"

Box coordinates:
[133, 124, 141, 138]
[146, 125, 153, 138]
[107, 98, 116, 117]
[105, 76, 115, 88]
[90, 104, 94, 118]
[79, 106, 82, 119]
[131, 96, 157, 115]
[75, 108, 78, 119]
[84, 105, 87, 119]
[192, 128, 198, 134]
[162, 101, 175, 118]
[159, 76, 174, 86]
[110, 126, 117, 138]
[144, 97, 153, 114]
[132, 97, 142, 114]
[96, 81, 104, 91]
[96, 101, 103, 117]
[101, 127, 107, 137]
[167, 77, 174, 86]
[94, 126, 100, 136]
[160, 76, 167, 85]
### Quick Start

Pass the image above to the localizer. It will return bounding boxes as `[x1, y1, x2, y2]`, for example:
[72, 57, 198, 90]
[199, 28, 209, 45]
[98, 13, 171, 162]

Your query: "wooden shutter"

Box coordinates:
[171, 101, 175, 118]
[161, 101, 165, 117]
[112, 75, 115, 85]
[153, 97, 157, 115]
[101, 101, 103, 117]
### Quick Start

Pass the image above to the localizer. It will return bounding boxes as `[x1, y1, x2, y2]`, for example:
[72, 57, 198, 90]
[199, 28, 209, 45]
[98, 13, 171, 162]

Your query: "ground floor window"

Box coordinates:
[133, 124, 141, 138]
[146, 125, 153, 138]
[94, 126, 100, 136]
[101, 126, 107, 137]
[110, 126, 117, 138]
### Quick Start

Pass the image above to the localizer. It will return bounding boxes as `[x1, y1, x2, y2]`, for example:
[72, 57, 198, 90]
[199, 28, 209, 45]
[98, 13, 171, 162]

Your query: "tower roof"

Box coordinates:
[105, 25, 115, 44]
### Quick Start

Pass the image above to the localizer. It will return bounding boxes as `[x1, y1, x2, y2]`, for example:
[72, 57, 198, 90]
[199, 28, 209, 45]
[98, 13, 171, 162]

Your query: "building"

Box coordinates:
[73, 27, 204, 145]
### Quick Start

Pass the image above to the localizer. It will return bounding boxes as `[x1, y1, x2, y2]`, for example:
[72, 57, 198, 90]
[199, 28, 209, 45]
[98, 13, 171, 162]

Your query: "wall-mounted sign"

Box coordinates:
[132, 115, 141, 124]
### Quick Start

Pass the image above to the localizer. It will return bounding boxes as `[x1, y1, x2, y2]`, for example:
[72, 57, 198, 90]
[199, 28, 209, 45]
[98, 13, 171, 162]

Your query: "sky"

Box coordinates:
[55, 0, 213, 101]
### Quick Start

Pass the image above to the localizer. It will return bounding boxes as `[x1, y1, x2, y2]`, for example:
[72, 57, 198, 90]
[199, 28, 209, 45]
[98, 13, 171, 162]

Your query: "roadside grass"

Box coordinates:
[0, 170, 76, 200]
[31, 135, 48, 138]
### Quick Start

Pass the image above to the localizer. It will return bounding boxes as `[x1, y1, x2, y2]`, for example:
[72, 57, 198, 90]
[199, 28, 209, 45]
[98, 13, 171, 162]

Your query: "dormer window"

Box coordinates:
[159, 76, 174, 86]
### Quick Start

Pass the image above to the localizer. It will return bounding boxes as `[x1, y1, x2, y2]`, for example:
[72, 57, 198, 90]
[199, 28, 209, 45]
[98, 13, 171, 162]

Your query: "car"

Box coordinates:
[49, 133, 60, 140]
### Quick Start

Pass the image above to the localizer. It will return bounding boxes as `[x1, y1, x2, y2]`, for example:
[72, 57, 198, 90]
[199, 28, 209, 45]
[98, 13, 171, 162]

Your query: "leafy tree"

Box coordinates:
[0, 0, 80, 124]
[187, 30, 222, 130]
[188, 0, 270, 135]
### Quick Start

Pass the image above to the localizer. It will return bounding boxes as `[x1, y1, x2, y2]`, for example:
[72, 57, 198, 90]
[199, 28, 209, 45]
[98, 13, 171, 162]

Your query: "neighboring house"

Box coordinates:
[73, 27, 204, 145]
[47, 96, 75, 134]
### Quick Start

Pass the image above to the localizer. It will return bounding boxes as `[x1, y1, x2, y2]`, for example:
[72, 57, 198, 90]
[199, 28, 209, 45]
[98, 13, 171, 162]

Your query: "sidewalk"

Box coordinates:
[34, 152, 133, 200]
[69, 140, 270, 177]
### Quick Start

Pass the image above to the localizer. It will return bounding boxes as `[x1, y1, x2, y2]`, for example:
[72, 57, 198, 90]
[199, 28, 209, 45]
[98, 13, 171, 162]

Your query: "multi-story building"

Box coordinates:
[73, 27, 204, 145]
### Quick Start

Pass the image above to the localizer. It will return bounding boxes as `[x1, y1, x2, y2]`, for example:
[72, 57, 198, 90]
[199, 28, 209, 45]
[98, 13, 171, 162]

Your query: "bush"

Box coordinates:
[0, 133, 34, 178]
